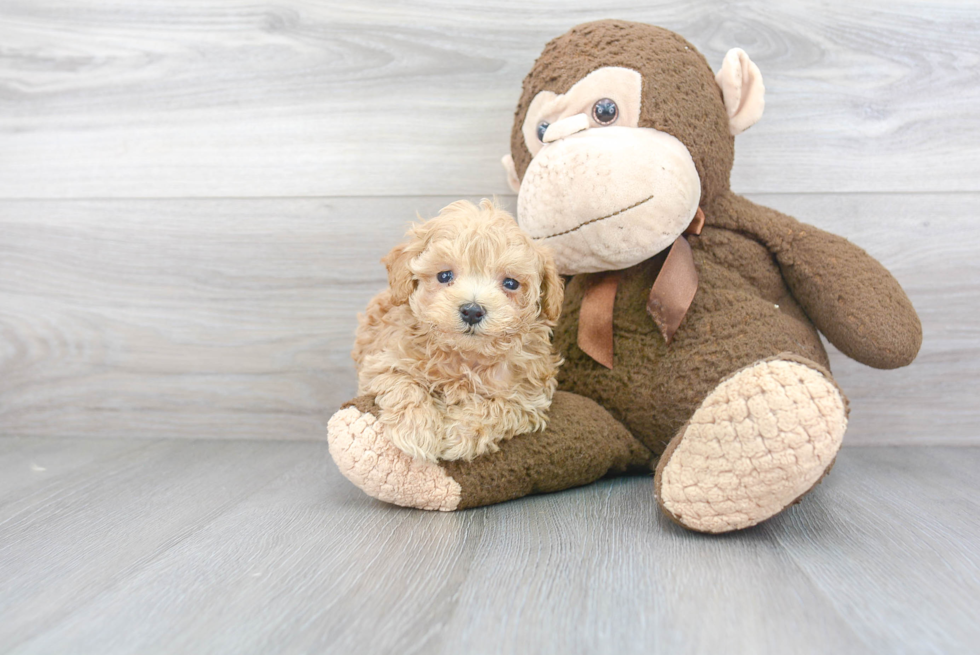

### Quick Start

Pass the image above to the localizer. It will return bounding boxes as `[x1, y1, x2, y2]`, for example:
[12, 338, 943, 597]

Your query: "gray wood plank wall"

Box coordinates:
[2, 1, 978, 444]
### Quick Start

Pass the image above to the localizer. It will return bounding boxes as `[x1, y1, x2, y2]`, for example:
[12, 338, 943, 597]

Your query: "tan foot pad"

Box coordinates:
[655, 359, 846, 533]
[327, 407, 461, 511]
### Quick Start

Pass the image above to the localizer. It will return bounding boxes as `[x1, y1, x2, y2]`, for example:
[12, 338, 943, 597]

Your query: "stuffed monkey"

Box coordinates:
[327, 20, 921, 533]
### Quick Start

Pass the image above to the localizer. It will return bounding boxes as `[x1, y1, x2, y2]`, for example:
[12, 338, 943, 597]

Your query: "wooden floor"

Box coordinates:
[1, 438, 977, 655]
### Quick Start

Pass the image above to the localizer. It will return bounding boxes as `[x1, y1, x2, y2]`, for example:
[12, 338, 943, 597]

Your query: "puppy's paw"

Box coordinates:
[439, 420, 497, 462]
[327, 402, 462, 511]
[381, 415, 443, 463]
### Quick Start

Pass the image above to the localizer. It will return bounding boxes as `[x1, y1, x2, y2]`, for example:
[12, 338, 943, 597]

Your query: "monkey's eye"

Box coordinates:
[536, 122, 550, 142]
[437, 271, 454, 284]
[502, 278, 520, 291]
[592, 98, 618, 125]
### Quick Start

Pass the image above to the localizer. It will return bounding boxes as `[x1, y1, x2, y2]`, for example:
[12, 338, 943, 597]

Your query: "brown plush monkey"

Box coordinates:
[327, 20, 922, 533]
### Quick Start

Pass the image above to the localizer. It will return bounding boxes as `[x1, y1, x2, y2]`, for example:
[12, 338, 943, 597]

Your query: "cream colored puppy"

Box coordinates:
[352, 199, 564, 462]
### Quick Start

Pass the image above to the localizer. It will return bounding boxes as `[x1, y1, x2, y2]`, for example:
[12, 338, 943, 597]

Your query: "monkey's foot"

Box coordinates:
[327, 400, 461, 511]
[654, 357, 846, 533]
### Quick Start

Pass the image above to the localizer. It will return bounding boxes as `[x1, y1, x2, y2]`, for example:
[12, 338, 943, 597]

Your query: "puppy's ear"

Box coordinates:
[382, 233, 426, 304]
[537, 246, 564, 324]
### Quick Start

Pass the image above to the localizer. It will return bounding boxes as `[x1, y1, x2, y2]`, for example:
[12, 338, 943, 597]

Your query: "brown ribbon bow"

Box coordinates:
[577, 207, 704, 369]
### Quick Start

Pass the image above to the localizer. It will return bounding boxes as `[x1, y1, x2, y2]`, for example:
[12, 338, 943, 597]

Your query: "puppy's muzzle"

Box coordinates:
[459, 302, 486, 326]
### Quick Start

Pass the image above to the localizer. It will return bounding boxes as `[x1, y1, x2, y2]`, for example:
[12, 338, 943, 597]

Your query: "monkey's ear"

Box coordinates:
[537, 247, 565, 324]
[501, 154, 521, 194]
[715, 48, 765, 136]
[382, 237, 424, 305]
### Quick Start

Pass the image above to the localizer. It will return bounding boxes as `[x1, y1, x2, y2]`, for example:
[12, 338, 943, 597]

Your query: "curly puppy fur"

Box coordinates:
[353, 199, 565, 462]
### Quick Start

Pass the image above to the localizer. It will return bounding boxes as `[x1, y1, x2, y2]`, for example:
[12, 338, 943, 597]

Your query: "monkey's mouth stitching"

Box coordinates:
[535, 194, 655, 240]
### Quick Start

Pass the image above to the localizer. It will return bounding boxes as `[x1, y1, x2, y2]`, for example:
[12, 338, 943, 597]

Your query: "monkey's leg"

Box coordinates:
[327, 391, 652, 511]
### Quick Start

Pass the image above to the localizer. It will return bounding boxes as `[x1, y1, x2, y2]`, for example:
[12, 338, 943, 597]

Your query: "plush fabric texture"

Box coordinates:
[509, 20, 734, 205]
[329, 392, 652, 511]
[443, 391, 652, 509]
[554, 222, 832, 455]
[706, 192, 923, 369]
[654, 357, 847, 533]
[326, 20, 922, 533]
[553, 194, 920, 456]
[715, 48, 765, 135]
[328, 398, 461, 511]
[521, 66, 643, 156]
[518, 126, 701, 274]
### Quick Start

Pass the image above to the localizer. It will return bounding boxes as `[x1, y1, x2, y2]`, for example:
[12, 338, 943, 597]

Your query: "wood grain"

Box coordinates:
[1, 193, 976, 445]
[1, 4, 975, 652]
[1, 0, 978, 198]
[1, 438, 977, 654]
[0, 437, 316, 649]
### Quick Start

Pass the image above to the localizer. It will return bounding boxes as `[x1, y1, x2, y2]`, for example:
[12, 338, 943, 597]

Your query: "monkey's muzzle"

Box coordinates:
[517, 126, 701, 276]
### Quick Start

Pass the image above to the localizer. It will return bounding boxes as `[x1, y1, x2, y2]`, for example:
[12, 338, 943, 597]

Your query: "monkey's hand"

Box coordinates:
[711, 192, 922, 369]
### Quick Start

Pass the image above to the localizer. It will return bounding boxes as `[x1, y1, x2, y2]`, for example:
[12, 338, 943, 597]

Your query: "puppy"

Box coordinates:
[352, 199, 564, 462]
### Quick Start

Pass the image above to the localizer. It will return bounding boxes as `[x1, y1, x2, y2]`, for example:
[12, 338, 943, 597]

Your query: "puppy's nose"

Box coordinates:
[459, 303, 486, 325]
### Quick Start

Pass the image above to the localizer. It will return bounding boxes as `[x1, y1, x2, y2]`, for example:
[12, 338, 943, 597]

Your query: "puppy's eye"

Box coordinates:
[437, 271, 454, 284]
[536, 122, 550, 142]
[592, 98, 618, 125]
[502, 278, 520, 291]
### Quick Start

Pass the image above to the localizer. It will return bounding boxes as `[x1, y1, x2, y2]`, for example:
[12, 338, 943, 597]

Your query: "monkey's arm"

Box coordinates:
[708, 192, 922, 369]
[327, 391, 653, 511]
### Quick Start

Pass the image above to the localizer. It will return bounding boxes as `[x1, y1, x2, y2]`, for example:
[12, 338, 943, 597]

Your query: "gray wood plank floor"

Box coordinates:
[0, 438, 977, 655]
